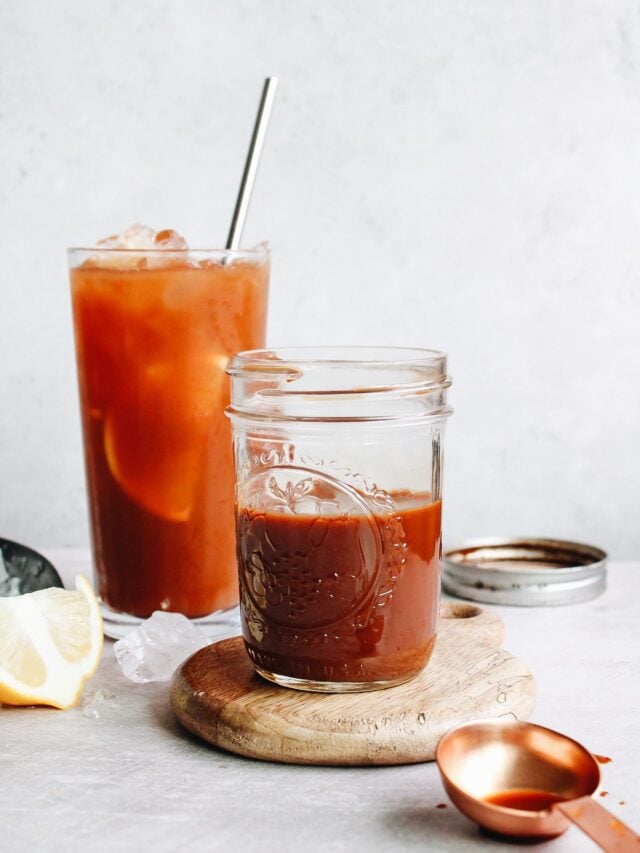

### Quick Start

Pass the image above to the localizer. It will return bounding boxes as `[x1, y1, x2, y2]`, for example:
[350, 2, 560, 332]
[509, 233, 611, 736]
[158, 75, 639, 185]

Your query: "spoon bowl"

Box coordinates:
[436, 720, 600, 840]
[0, 538, 64, 595]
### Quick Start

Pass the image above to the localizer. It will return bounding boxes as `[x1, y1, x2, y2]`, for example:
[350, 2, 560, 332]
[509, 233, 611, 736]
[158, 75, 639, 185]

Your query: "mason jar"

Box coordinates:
[226, 347, 452, 692]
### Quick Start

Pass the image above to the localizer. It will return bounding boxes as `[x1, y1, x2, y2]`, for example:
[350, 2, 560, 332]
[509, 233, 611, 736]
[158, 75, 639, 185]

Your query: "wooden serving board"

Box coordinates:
[170, 602, 535, 766]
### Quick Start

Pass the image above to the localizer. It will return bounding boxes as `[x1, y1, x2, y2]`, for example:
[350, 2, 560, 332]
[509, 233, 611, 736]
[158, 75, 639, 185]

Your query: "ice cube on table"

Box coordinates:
[113, 611, 209, 683]
[81, 688, 119, 719]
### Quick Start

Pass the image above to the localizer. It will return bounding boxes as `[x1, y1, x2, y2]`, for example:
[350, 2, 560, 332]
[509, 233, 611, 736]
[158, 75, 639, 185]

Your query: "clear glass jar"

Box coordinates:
[226, 347, 452, 692]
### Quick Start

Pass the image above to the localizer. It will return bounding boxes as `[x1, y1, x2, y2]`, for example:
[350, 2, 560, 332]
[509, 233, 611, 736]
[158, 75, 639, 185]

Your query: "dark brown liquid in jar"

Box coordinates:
[236, 492, 441, 683]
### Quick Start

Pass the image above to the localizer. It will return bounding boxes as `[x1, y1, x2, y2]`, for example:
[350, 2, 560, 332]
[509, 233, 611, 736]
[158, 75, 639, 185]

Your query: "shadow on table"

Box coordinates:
[381, 805, 559, 850]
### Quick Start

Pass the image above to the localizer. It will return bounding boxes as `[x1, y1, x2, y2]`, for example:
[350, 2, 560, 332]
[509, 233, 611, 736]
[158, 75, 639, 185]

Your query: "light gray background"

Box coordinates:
[1, 0, 638, 556]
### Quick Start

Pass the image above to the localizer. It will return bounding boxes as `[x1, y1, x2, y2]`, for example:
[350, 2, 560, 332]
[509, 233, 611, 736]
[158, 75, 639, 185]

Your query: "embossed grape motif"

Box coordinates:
[236, 460, 408, 652]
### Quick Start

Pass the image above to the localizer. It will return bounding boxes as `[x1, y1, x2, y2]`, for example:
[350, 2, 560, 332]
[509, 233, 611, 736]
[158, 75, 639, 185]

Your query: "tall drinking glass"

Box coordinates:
[68, 245, 269, 635]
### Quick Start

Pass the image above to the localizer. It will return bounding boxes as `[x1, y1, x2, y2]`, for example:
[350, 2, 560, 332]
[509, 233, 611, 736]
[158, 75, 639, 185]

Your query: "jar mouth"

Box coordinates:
[227, 346, 452, 424]
[228, 346, 447, 372]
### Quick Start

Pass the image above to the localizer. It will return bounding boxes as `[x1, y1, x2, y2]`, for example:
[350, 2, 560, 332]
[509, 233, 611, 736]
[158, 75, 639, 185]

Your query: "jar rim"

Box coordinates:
[226, 346, 452, 424]
[228, 346, 448, 373]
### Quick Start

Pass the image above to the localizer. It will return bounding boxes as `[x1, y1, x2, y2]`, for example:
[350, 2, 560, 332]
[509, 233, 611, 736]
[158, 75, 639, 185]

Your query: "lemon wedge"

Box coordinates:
[0, 575, 103, 710]
[103, 354, 229, 522]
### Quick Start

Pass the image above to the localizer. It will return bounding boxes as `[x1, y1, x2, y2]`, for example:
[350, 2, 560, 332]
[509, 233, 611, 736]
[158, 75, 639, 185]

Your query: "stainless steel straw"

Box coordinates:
[226, 77, 278, 251]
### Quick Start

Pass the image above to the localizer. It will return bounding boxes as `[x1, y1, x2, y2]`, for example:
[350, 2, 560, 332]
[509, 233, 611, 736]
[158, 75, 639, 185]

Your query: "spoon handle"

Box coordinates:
[555, 796, 639, 852]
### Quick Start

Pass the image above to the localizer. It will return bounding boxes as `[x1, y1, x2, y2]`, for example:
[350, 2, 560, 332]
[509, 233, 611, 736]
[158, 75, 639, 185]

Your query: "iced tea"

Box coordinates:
[70, 237, 269, 618]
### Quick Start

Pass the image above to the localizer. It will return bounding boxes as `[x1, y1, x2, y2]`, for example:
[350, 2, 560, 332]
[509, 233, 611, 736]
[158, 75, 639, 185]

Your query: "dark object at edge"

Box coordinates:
[0, 538, 64, 595]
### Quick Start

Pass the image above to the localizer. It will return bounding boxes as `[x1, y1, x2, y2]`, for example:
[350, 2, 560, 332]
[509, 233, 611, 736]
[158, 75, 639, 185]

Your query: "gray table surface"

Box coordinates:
[2, 551, 639, 852]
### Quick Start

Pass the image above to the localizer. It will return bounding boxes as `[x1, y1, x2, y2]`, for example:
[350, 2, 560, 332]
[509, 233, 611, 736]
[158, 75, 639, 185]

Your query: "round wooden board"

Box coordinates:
[170, 602, 536, 766]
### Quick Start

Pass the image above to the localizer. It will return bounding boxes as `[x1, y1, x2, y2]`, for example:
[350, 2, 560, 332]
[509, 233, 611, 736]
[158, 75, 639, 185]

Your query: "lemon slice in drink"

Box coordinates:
[103, 354, 229, 522]
[0, 575, 103, 710]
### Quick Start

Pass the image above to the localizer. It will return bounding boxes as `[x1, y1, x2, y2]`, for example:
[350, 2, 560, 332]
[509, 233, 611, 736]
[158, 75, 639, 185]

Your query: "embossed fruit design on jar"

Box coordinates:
[226, 347, 452, 692]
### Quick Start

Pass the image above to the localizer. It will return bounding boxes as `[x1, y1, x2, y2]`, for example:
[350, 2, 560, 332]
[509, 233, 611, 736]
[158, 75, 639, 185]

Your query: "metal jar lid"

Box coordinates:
[442, 538, 607, 606]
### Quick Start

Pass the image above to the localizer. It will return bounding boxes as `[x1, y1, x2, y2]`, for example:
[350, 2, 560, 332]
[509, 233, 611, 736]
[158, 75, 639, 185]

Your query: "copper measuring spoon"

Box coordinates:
[436, 720, 639, 851]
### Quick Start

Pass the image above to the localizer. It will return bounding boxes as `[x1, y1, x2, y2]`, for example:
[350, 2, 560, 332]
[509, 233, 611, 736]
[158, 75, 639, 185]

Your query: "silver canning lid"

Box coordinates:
[443, 538, 607, 606]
